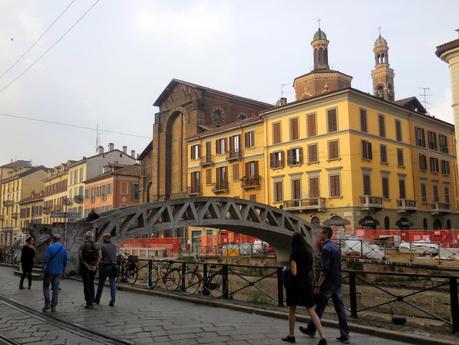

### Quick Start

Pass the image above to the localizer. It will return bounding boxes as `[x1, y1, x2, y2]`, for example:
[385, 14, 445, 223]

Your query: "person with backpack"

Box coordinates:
[95, 232, 118, 306]
[79, 230, 101, 309]
[42, 234, 67, 312]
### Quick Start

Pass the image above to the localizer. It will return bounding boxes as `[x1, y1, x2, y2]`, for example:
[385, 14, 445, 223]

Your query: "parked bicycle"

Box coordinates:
[182, 259, 227, 298]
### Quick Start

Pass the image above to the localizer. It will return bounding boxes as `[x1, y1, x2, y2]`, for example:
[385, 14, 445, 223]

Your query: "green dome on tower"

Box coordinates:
[313, 28, 327, 41]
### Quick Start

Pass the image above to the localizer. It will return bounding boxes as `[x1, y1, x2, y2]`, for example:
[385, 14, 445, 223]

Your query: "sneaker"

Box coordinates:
[318, 339, 328, 345]
[336, 336, 350, 344]
[19, 286, 25, 290]
[84, 305, 94, 309]
[27, 286, 31, 290]
[109, 301, 114, 307]
[42, 305, 51, 312]
[299, 326, 315, 337]
[281, 335, 295, 343]
[51, 306, 56, 312]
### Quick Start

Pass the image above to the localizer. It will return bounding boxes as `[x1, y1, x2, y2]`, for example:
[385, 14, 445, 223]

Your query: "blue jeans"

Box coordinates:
[95, 264, 116, 304]
[43, 274, 61, 307]
[307, 286, 349, 338]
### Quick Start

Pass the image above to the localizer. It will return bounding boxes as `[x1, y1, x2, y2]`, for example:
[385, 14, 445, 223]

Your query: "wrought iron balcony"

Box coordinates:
[282, 198, 325, 212]
[241, 175, 260, 190]
[200, 155, 214, 167]
[2, 200, 14, 207]
[360, 195, 383, 209]
[431, 202, 450, 215]
[212, 181, 229, 194]
[227, 149, 243, 162]
[187, 186, 202, 197]
[396, 199, 417, 213]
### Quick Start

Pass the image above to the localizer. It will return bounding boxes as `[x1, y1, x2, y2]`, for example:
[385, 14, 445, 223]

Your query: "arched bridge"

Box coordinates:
[91, 197, 315, 262]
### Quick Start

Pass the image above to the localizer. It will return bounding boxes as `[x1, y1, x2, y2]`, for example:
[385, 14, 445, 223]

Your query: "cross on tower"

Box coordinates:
[318, 18, 321, 29]
[378, 26, 382, 36]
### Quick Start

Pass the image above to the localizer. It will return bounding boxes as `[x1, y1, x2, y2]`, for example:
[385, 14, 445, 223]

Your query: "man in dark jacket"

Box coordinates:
[300, 226, 350, 343]
[79, 230, 101, 309]
[42, 234, 67, 312]
[95, 233, 118, 306]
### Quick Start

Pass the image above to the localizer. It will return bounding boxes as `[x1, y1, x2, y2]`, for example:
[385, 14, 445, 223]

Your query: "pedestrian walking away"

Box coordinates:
[95, 232, 118, 307]
[282, 232, 327, 345]
[299, 226, 350, 344]
[42, 233, 67, 312]
[19, 236, 35, 290]
[80, 230, 101, 309]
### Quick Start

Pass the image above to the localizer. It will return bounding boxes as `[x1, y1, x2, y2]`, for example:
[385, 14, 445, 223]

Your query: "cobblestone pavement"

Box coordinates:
[0, 266, 411, 345]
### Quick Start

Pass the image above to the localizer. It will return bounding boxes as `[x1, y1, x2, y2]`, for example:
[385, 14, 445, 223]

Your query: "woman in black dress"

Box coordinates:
[19, 237, 35, 289]
[282, 233, 327, 344]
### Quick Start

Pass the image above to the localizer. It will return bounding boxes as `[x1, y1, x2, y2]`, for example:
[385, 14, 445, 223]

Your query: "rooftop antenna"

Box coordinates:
[318, 18, 321, 30]
[418, 87, 432, 110]
[280, 83, 290, 98]
[95, 123, 100, 150]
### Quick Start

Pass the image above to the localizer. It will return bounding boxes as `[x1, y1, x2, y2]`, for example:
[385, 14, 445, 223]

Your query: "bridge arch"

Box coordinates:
[91, 197, 315, 262]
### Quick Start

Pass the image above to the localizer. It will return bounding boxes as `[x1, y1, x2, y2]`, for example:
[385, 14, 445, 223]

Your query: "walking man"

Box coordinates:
[42, 234, 67, 312]
[80, 230, 101, 309]
[300, 226, 350, 343]
[95, 232, 118, 306]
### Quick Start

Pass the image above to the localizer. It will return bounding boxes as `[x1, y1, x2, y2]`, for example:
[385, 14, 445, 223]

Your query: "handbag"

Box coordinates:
[282, 266, 293, 288]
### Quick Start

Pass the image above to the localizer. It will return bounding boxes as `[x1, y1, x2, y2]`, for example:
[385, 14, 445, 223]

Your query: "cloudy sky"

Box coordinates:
[0, 0, 458, 167]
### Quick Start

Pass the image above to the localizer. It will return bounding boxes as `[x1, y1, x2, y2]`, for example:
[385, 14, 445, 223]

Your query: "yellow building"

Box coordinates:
[42, 162, 73, 225]
[18, 191, 44, 229]
[0, 165, 48, 246]
[183, 28, 459, 231]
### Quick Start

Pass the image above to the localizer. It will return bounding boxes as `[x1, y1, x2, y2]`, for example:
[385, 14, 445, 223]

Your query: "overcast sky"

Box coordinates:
[0, 0, 458, 167]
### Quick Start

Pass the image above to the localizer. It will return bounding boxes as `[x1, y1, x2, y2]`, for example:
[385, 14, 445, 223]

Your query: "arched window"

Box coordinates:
[376, 85, 384, 98]
[433, 218, 442, 230]
[423, 218, 428, 230]
[384, 216, 390, 230]
[311, 216, 320, 225]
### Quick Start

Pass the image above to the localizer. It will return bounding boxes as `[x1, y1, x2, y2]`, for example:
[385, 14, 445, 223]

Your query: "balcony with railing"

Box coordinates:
[200, 155, 214, 167]
[187, 186, 202, 197]
[282, 198, 325, 212]
[360, 195, 383, 210]
[227, 149, 242, 162]
[431, 202, 450, 215]
[396, 199, 417, 213]
[241, 175, 260, 190]
[212, 181, 229, 194]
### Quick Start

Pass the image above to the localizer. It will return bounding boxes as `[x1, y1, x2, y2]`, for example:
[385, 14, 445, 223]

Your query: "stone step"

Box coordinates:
[14, 270, 42, 280]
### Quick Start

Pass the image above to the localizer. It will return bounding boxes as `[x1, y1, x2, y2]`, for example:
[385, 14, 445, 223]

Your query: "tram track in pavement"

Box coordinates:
[0, 294, 135, 345]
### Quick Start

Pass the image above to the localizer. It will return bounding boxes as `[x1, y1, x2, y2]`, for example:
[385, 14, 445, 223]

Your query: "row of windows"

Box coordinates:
[418, 154, 450, 175]
[272, 109, 338, 145]
[85, 184, 113, 200]
[360, 109, 403, 142]
[415, 127, 449, 153]
[19, 206, 42, 218]
[420, 182, 450, 204]
[190, 131, 255, 160]
[361, 140, 405, 166]
[1, 180, 20, 193]
[70, 167, 85, 185]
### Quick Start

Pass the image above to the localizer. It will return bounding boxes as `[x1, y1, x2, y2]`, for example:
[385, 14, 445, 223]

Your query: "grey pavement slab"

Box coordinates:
[0, 266, 412, 344]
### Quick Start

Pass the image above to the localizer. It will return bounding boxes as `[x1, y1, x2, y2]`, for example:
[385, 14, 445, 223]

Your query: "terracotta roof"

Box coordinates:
[69, 149, 135, 168]
[436, 38, 459, 58]
[186, 117, 262, 141]
[293, 69, 353, 83]
[0, 160, 31, 169]
[1, 166, 48, 183]
[153, 79, 274, 108]
[138, 141, 152, 161]
[395, 97, 427, 114]
[83, 164, 141, 184]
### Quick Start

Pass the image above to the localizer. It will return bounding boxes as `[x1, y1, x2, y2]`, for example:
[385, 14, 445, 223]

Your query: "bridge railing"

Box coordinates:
[120, 258, 459, 334]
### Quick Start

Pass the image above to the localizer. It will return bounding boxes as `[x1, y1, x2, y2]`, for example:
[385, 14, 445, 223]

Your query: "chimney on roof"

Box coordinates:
[97, 146, 104, 154]
[276, 97, 287, 107]
[131, 150, 135, 158]
[122, 145, 127, 154]
[108, 143, 114, 151]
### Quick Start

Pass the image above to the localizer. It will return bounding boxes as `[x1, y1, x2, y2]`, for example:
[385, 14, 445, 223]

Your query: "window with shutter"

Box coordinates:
[245, 131, 255, 148]
[444, 186, 450, 204]
[415, 127, 426, 147]
[382, 176, 389, 199]
[307, 113, 317, 137]
[308, 144, 318, 163]
[206, 169, 212, 185]
[430, 157, 439, 173]
[292, 179, 301, 200]
[328, 140, 339, 160]
[329, 174, 341, 197]
[288, 148, 302, 165]
[428, 131, 438, 150]
[362, 140, 372, 160]
[433, 185, 439, 202]
[327, 109, 337, 132]
[419, 154, 427, 170]
[272, 122, 281, 144]
[441, 160, 450, 175]
[378, 115, 386, 137]
[380, 145, 387, 163]
[274, 181, 283, 202]
[290, 117, 299, 140]
[360, 109, 367, 133]
[420, 183, 427, 202]
[395, 120, 402, 141]
[205, 141, 212, 157]
[399, 178, 406, 199]
[309, 177, 319, 198]
[191, 144, 200, 160]
[439, 134, 448, 153]
[232, 164, 239, 181]
[397, 148, 404, 167]
[363, 174, 371, 195]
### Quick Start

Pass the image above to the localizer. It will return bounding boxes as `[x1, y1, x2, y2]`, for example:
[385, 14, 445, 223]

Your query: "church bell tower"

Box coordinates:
[371, 31, 395, 101]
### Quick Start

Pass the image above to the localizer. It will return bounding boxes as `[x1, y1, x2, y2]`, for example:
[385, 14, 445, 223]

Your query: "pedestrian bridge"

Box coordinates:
[90, 197, 315, 262]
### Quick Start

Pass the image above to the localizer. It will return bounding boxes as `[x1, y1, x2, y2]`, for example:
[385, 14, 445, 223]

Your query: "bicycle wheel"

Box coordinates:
[208, 271, 227, 298]
[183, 271, 201, 294]
[163, 268, 181, 291]
[146, 266, 159, 289]
[126, 268, 138, 285]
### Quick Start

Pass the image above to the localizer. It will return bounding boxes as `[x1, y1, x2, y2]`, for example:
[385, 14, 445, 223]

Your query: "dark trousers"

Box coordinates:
[43, 273, 61, 307]
[20, 264, 32, 288]
[81, 266, 96, 306]
[95, 264, 117, 304]
[307, 286, 349, 338]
